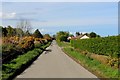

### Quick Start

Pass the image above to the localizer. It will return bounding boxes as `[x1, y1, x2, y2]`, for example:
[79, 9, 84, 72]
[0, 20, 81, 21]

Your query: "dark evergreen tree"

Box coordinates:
[33, 29, 43, 38]
[2, 27, 8, 37]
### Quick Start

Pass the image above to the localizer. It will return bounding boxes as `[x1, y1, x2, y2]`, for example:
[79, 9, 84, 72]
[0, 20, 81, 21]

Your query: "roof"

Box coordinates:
[80, 35, 89, 39]
[77, 34, 89, 39]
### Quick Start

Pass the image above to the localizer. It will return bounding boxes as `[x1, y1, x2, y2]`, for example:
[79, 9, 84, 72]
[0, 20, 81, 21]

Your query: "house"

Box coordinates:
[67, 33, 89, 40]
[80, 35, 89, 39]
[67, 36, 78, 40]
[67, 36, 72, 40]
[77, 34, 89, 39]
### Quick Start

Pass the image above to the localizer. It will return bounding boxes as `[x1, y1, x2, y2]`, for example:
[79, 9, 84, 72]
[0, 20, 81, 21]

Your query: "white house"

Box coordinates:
[80, 35, 89, 39]
[67, 37, 72, 40]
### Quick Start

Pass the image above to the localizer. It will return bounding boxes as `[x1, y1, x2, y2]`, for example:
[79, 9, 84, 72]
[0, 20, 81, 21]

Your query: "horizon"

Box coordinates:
[0, 2, 118, 37]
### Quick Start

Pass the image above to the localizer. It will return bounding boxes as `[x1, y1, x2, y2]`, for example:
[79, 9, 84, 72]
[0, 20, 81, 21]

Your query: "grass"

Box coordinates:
[57, 41, 119, 78]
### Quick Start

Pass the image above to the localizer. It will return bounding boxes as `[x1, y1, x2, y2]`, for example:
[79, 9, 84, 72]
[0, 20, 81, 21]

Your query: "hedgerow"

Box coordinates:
[71, 36, 119, 58]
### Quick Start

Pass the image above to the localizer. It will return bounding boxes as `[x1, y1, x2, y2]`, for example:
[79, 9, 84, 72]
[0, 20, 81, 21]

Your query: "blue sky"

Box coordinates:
[1, 2, 118, 36]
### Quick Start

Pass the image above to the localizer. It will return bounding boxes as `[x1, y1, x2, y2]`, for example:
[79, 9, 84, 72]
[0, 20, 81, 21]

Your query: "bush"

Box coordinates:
[34, 43, 43, 48]
[18, 36, 34, 50]
[2, 43, 16, 59]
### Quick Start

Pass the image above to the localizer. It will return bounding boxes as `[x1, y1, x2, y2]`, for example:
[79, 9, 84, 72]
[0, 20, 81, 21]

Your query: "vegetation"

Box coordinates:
[16, 19, 32, 33]
[33, 29, 43, 38]
[71, 36, 119, 58]
[2, 36, 35, 63]
[1, 25, 52, 80]
[56, 31, 69, 42]
[63, 47, 119, 78]
[2, 42, 51, 80]
[56, 31, 101, 43]
[76, 32, 100, 38]
[57, 41, 119, 78]
[43, 34, 52, 41]
[2, 26, 27, 37]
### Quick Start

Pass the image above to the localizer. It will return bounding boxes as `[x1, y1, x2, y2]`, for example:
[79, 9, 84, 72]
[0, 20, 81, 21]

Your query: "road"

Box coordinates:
[16, 40, 97, 78]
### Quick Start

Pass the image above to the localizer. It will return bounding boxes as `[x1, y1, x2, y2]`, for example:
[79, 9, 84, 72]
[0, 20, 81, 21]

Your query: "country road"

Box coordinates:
[16, 40, 97, 78]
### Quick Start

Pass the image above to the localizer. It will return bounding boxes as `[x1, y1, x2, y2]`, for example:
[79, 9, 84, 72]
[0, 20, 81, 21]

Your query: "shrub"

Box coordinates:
[34, 43, 43, 48]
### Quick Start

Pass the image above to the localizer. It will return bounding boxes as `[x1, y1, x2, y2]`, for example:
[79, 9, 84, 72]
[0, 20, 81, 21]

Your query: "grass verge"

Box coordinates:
[57, 41, 119, 79]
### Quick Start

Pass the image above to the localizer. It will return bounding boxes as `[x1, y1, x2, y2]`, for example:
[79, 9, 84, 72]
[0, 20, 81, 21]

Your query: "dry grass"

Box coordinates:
[90, 54, 110, 64]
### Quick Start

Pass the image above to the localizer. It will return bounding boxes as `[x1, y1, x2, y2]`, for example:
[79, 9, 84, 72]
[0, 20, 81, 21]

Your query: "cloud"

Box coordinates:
[1, 12, 41, 21]
[1, 12, 16, 19]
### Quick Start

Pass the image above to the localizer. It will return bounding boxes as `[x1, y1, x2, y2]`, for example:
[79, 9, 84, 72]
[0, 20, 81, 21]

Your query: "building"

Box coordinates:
[80, 35, 89, 39]
[77, 34, 89, 39]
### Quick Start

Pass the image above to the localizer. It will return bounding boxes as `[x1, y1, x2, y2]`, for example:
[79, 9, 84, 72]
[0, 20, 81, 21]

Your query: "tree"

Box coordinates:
[16, 19, 32, 37]
[6, 26, 15, 37]
[43, 34, 52, 41]
[56, 31, 69, 42]
[2, 27, 8, 37]
[0, 26, 2, 37]
[52, 35, 56, 40]
[97, 35, 101, 37]
[33, 29, 43, 38]
[69, 34, 74, 37]
[84, 33, 89, 36]
[15, 28, 24, 37]
[89, 32, 97, 38]
[25, 30, 31, 36]
[76, 32, 80, 37]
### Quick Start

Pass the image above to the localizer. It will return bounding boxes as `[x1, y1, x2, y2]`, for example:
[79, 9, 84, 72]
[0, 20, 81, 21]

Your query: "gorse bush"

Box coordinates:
[2, 36, 49, 63]
[18, 36, 35, 50]
[71, 36, 119, 58]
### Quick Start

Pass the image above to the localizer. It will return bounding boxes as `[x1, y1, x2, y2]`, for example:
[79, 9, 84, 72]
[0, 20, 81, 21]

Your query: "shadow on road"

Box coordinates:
[44, 49, 52, 54]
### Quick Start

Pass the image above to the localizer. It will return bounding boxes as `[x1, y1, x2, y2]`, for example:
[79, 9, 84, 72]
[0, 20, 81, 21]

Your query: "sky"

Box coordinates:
[0, 1, 118, 36]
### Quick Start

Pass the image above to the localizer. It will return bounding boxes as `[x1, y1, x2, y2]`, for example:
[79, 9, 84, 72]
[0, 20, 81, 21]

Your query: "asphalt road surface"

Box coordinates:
[16, 40, 97, 78]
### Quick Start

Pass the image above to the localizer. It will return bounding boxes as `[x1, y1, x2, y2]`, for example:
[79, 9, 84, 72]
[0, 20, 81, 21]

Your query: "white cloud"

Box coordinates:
[0, 12, 16, 19]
